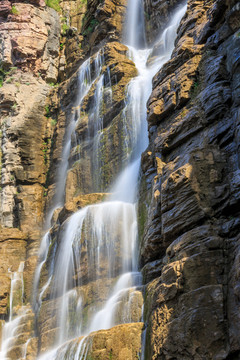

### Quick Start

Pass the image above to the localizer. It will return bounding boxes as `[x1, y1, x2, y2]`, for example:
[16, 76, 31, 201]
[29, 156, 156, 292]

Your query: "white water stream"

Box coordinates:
[0, 262, 26, 359]
[0, 1, 187, 359]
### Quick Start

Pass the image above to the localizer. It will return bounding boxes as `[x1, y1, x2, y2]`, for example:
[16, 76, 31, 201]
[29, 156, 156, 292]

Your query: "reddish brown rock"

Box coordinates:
[0, 3, 60, 80]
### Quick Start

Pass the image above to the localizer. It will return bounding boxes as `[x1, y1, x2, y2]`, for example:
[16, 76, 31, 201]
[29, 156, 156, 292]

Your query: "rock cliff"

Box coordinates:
[140, 0, 240, 358]
[0, 0, 239, 359]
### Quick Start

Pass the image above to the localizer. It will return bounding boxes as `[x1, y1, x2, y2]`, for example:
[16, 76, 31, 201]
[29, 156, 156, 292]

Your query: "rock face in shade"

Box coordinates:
[144, 0, 180, 44]
[138, 0, 240, 358]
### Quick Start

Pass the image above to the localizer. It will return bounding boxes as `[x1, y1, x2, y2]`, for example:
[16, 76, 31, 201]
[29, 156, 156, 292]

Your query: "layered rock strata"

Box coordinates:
[0, 0, 61, 321]
[139, 0, 240, 358]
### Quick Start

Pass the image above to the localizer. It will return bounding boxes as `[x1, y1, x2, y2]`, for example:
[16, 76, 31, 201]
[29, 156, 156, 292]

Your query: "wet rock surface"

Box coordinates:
[139, 0, 240, 358]
[0, 0, 240, 359]
[0, 0, 143, 358]
[144, 0, 182, 44]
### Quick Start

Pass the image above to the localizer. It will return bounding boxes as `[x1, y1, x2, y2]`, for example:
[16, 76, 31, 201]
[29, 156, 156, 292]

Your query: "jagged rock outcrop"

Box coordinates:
[144, 0, 180, 43]
[0, 1, 60, 80]
[1, 0, 240, 358]
[0, 0, 61, 320]
[139, 0, 240, 358]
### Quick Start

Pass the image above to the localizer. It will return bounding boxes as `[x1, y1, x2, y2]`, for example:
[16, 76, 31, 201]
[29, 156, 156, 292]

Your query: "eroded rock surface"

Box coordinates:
[139, 0, 240, 358]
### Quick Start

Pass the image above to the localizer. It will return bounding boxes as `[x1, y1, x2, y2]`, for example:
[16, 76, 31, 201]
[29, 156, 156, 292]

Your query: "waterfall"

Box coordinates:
[123, 0, 146, 48]
[0, 2, 187, 359]
[0, 263, 27, 359]
[46, 56, 94, 219]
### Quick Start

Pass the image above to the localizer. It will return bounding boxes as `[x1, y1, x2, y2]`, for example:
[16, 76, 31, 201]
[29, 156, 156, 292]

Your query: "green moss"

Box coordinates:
[42, 139, 50, 165]
[6, 77, 13, 84]
[83, 19, 99, 36]
[50, 119, 57, 126]
[45, 106, 50, 117]
[137, 175, 149, 243]
[0, 65, 17, 87]
[179, 107, 188, 119]
[190, 79, 200, 99]
[61, 23, 70, 35]
[0, 67, 7, 88]
[11, 5, 19, 15]
[45, 0, 61, 12]
[144, 11, 150, 21]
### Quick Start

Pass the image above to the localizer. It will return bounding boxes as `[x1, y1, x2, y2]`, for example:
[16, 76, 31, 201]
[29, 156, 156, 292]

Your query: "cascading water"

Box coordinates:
[0, 262, 27, 359]
[0, 2, 187, 359]
[123, 0, 146, 48]
[32, 53, 104, 313]
[46, 56, 93, 217]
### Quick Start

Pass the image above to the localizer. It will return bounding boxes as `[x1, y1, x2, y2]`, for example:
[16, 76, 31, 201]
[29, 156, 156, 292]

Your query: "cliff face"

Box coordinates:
[0, 0, 143, 358]
[0, 0, 239, 359]
[0, 0, 60, 319]
[140, 0, 240, 358]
